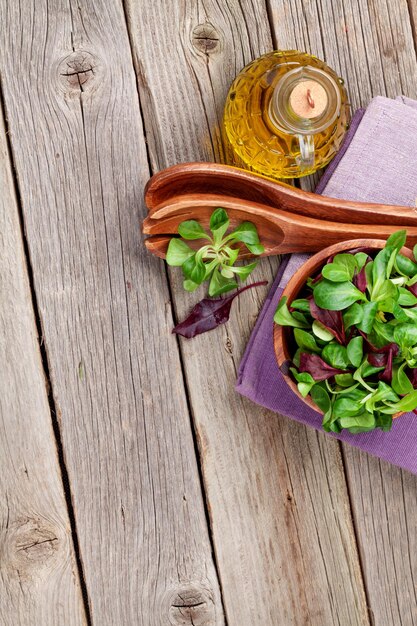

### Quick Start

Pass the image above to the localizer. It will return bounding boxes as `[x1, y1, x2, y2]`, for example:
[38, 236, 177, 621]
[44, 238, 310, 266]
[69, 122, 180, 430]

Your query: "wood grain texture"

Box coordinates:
[268, 1, 417, 623]
[0, 102, 86, 623]
[126, 1, 369, 623]
[144, 162, 417, 225]
[143, 194, 417, 257]
[343, 451, 417, 626]
[0, 1, 224, 624]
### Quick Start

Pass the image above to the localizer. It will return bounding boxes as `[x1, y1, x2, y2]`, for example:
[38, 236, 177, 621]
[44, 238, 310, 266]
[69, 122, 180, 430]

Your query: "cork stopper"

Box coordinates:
[289, 80, 328, 119]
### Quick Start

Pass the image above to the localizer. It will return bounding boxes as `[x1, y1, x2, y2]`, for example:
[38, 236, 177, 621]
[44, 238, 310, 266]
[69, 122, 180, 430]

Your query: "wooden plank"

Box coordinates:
[343, 452, 417, 625]
[268, 1, 417, 624]
[0, 103, 86, 622]
[0, 2, 224, 624]
[125, 1, 369, 623]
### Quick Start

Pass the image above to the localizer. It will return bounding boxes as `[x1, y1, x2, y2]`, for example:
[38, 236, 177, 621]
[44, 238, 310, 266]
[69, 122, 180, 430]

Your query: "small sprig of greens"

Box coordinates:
[274, 230, 417, 435]
[165, 208, 265, 297]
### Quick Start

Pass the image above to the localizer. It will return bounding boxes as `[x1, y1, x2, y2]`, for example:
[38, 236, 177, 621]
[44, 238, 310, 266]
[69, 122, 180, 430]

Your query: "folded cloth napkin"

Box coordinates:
[236, 96, 417, 475]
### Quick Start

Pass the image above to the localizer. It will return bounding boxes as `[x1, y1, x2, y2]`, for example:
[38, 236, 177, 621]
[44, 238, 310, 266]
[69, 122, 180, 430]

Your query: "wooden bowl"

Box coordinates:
[273, 239, 415, 416]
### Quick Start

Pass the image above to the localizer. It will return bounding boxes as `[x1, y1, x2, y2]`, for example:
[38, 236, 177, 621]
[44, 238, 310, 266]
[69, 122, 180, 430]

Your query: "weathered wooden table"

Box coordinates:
[1, 1, 417, 625]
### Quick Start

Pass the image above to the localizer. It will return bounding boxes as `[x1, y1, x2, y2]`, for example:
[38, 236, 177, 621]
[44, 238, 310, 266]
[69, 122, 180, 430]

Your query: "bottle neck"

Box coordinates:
[269, 66, 341, 135]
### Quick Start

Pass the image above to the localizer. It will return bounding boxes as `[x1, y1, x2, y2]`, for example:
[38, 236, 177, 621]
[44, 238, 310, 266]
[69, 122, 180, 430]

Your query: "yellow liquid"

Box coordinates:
[222, 51, 350, 180]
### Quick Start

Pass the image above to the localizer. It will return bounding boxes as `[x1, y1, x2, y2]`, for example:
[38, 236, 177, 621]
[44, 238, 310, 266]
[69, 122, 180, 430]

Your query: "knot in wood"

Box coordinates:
[58, 51, 98, 93]
[166, 583, 215, 625]
[192, 23, 220, 54]
[1, 517, 65, 583]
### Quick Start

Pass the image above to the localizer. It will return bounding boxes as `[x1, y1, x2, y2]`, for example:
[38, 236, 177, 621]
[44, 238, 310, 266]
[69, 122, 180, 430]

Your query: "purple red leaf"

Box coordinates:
[359, 332, 399, 356]
[172, 281, 268, 338]
[407, 283, 417, 297]
[353, 265, 368, 293]
[368, 352, 388, 367]
[299, 352, 347, 381]
[309, 298, 346, 344]
[360, 333, 399, 382]
[379, 349, 394, 383]
[407, 368, 417, 388]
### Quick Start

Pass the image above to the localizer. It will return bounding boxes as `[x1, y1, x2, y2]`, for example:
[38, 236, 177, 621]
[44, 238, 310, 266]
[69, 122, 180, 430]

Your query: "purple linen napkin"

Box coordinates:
[236, 96, 417, 475]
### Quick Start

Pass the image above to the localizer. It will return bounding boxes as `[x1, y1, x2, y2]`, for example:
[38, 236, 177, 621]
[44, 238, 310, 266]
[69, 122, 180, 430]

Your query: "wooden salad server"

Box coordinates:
[145, 162, 417, 226]
[142, 196, 417, 259]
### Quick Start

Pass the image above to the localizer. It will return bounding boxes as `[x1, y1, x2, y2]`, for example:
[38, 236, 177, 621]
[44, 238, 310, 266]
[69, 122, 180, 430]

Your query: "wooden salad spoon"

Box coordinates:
[144, 162, 417, 226]
[142, 196, 417, 259]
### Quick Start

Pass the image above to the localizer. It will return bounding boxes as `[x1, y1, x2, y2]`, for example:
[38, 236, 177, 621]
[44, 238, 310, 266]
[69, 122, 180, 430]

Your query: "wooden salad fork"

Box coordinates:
[144, 162, 417, 225]
[143, 195, 417, 259]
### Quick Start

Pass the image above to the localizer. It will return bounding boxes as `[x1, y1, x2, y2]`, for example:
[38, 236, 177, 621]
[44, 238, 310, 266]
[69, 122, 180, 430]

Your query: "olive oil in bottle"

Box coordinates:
[222, 50, 350, 180]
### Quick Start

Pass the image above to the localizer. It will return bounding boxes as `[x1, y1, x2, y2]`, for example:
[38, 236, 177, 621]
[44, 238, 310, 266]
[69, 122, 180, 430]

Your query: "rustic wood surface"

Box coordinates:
[0, 102, 85, 623]
[1, 0, 416, 625]
[0, 1, 223, 625]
